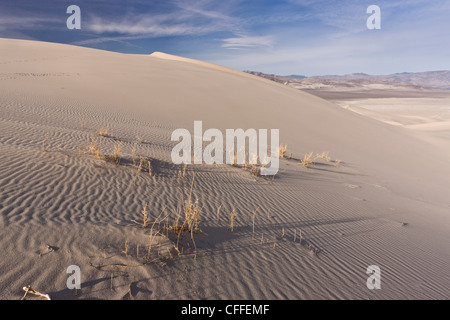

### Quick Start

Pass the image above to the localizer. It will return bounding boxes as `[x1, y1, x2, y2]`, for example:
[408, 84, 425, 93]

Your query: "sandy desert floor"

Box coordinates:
[306, 88, 450, 160]
[0, 38, 449, 300]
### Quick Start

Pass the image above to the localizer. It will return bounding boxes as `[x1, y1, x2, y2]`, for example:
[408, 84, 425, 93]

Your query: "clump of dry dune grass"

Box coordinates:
[98, 128, 110, 137]
[232, 154, 238, 167]
[167, 174, 201, 235]
[279, 144, 288, 158]
[182, 197, 201, 234]
[301, 152, 314, 168]
[250, 164, 261, 176]
[86, 137, 123, 164]
[88, 137, 103, 160]
[229, 153, 262, 177]
[145, 207, 168, 263]
[295, 151, 341, 169]
[316, 151, 331, 162]
[157, 173, 202, 259]
[334, 159, 341, 167]
[110, 142, 122, 164]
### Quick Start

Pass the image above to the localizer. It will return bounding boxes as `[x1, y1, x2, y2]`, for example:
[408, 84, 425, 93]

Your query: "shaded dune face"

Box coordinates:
[0, 38, 449, 300]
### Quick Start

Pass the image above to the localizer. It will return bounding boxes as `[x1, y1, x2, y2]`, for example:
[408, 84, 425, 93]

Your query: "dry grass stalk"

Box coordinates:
[146, 207, 167, 263]
[190, 224, 197, 261]
[128, 282, 133, 299]
[163, 174, 202, 259]
[112, 142, 122, 164]
[21, 286, 51, 300]
[232, 154, 238, 166]
[131, 141, 139, 164]
[123, 240, 129, 256]
[179, 164, 187, 180]
[134, 157, 144, 185]
[185, 174, 201, 259]
[88, 137, 103, 160]
[183, 198, 200, 234]
[179, 173, 201, 234]
[229, 209, 236, 232]
[172, 207, 182, 233]
[242, 152, 249, 170]
[142, 204, 149, 228]
[279, 144, 287, 158]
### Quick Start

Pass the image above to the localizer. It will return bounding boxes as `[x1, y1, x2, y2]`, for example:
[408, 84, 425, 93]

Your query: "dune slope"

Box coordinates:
[0, 38, 448, 300]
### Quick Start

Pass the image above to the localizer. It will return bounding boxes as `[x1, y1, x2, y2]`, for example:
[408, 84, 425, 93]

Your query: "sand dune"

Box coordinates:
[0, 38, 449, 300]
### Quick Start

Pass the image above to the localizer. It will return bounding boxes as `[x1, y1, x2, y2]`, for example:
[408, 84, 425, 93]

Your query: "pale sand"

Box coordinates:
[0, 38, 449, 300]
[332, 96, 450, 157]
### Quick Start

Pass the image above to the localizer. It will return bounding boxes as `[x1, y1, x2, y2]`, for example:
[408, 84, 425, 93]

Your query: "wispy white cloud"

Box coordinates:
[175, 0, 239, 22]
[0, 16, 61, 31]
[222, 35, 274, 49]
[72, 34, 150, 46]
[85, 0, 241, 36]
[88, 16, 209, 36]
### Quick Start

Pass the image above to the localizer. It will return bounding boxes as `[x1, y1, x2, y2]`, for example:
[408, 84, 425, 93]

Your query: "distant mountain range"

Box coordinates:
[245, 70, 450, 90]
[281, 74, 308, 79]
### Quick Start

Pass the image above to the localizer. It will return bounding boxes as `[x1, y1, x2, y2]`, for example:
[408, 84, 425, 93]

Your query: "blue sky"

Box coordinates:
[1, 0, 449, 76]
